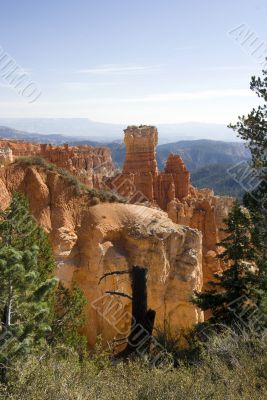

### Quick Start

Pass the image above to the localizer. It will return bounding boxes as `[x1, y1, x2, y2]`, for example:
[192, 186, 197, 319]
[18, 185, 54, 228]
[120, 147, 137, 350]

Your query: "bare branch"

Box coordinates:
[98, 269, 131, 285]
[105, 291, 132, 300]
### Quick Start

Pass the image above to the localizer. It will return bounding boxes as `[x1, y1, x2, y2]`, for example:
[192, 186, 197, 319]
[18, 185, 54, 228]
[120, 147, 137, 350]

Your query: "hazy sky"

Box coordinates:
[0, 0, 266, 125]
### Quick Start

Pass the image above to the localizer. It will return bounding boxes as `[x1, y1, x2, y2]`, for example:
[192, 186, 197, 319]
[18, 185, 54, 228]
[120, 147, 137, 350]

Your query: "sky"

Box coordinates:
[0, 0, 266, 126]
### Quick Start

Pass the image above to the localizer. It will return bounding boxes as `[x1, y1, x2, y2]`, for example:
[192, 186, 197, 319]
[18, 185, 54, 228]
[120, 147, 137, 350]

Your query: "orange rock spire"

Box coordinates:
[123, 125, 158, 174]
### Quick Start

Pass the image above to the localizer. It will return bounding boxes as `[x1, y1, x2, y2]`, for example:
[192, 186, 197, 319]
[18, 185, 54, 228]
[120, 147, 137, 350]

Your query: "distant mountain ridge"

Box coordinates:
[0, 118, 240, 143]
[0, 126, 100, 146]
[191, 164, 246, 199]
[156, 139, 250, 171]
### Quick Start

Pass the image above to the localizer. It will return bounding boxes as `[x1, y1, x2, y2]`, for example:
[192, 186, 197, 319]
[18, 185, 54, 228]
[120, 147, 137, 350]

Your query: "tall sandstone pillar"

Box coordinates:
[123, 125, 158, 201]
[164, 154, 190, 200]
[116, 125, 191, 205]
[123, 125, 158, 175]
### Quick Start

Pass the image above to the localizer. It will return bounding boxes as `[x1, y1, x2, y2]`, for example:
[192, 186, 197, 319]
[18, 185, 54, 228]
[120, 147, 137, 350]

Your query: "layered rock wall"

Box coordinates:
[0, 139, 39, 157]
[0, 139, 114, 188]
[40, 143, 114, 187]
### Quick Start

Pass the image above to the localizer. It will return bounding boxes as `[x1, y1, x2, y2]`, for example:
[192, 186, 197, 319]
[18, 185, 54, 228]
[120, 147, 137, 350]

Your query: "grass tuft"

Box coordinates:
[15, 156, 127, 202]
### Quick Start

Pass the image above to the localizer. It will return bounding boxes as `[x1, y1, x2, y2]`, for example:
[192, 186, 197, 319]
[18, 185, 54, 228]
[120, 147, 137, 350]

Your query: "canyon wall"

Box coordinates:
[107, 125, 233, 288]
[0, 163, 203, 346]
[0, 126, 234, 344]
[0, 139, 114, 188]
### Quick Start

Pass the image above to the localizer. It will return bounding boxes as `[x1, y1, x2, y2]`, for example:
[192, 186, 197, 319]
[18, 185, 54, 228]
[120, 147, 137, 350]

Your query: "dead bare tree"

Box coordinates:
[98, 266, 156, 360]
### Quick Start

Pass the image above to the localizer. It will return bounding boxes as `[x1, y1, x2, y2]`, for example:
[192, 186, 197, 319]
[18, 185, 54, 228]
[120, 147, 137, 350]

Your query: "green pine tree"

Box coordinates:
[230, 66, 267, 324]
[0, 244, 57, 380]
[242, 186, 267, 323]
[229, 68, 267, 175]
[229, 67, 267, 252]
[0, 194, 58, 380]
[48, 283, 87, 356]
[0, 192, 88, 379]
[0, 192, 55, 281]
[194, 68, 267, 334]
[193, 201, 259, 326]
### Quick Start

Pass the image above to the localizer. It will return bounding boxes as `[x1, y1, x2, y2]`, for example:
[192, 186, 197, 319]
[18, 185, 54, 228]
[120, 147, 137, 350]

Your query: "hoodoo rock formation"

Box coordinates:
[40, 143, 114, 187]
[0, 139, 114, 188]
[123, 125, 158, 175]
[0, 163, 203, 346]
[0, 126, 233, 346]
[107, 125, 233, 288]
[106, 125, 191, 206]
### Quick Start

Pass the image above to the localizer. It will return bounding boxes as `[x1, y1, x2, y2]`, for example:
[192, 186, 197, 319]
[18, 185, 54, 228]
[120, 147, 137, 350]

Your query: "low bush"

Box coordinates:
[3, 329, 267, 400]
[15, 156, 55, 171]
[86, 188, 127, 203]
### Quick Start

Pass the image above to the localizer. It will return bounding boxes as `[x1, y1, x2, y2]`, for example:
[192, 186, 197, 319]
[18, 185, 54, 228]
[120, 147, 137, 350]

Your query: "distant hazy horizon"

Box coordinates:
[0, 118, 242, 143]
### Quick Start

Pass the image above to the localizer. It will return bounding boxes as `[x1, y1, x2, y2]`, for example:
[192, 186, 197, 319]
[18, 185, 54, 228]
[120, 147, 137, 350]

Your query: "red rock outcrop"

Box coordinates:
[123, 125, 158, 175]
[0, 126, 234, 341]
[110, 125, 160, 201]
[40, 143, 114, 187]
[0, 139, 114, 188]
[107, 126, 191, 206]
[164, 154, 190, 200]
[0, 163, 203, 346]
[0, 145, 14, 166]
[168, 189, 233, 287]
[0, 139, 39, 157]
[107, 125, 233, 289]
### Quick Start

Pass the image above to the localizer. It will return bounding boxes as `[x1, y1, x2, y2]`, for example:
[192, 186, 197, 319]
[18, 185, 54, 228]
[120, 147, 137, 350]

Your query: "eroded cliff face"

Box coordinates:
[0, 163, 203, 346]
[39, 143, 114, 187]
[107, 125, 233, 289]
[73, 204, 203, 346]
[0, 126, 233, 343]
[168, 189, 233, 286]
[0, 139, 114, 188]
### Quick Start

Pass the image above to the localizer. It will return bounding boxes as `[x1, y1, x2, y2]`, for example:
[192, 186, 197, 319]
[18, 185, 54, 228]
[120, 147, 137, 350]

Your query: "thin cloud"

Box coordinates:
[134, 89, 253, 102]
[204, 65, 257, 72]
[2, 88, 250, 107]
[75, 89, 252, 104]
[77, 64, 161, 74]
[62, 81, 118, 90]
